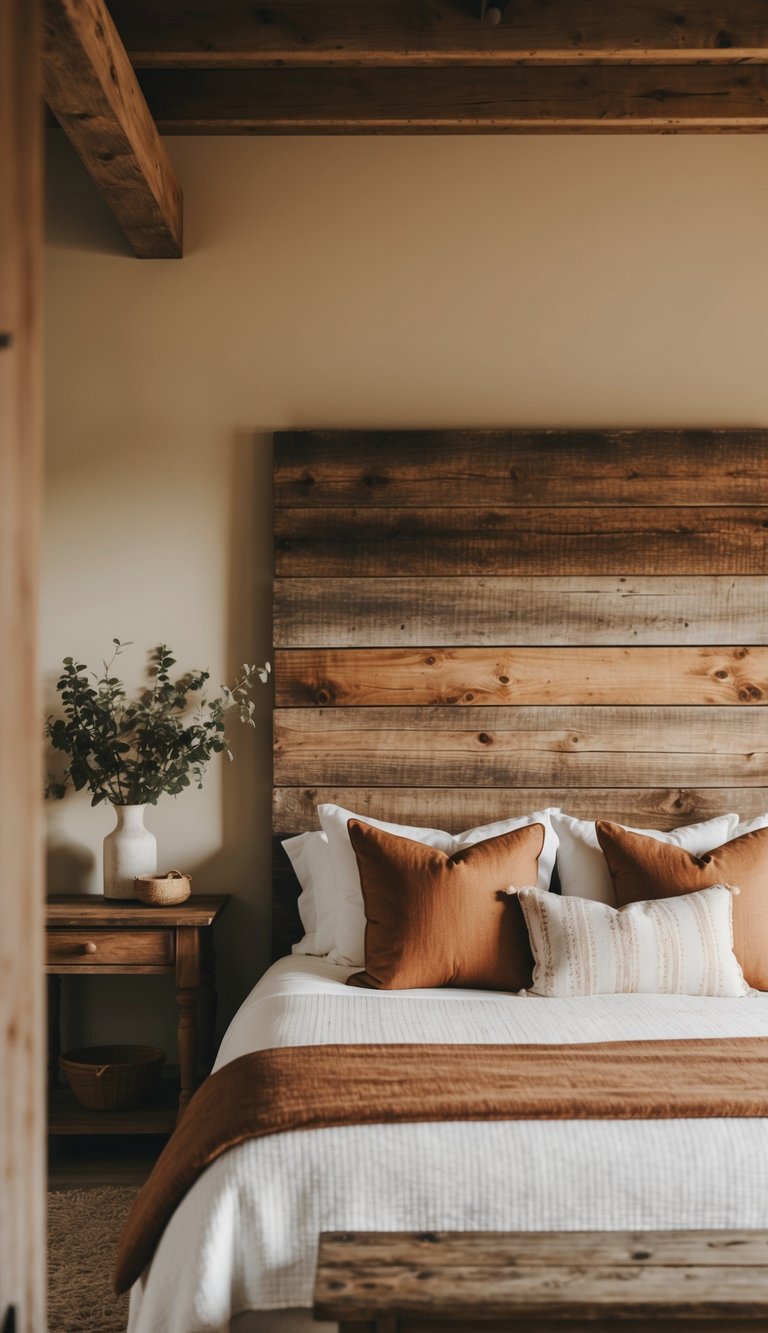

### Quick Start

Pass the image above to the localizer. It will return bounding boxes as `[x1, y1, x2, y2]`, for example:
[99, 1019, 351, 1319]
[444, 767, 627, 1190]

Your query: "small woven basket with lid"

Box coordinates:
[134, 868, 191, 906]
[59, 1044, 166, 1111]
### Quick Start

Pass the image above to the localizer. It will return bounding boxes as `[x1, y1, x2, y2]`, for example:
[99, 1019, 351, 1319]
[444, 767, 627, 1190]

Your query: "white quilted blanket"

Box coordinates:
[128, 956, 768, 1333]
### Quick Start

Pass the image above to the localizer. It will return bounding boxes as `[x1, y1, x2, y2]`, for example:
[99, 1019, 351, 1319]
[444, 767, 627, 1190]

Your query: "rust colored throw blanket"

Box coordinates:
[114, 1038, 768, 1293]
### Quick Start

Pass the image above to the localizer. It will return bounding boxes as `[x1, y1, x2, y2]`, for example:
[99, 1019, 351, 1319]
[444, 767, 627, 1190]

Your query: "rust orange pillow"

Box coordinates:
[346, 818, 545, 992]
[595, 820, 768, 991]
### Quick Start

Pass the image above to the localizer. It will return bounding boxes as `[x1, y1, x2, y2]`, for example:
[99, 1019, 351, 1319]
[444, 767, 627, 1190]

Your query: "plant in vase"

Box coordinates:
[45, 640, 271, 898]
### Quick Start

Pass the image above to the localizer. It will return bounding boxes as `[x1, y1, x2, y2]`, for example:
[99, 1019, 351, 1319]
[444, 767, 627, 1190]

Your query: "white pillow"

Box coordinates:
[517, 883, 749, 998]
[733, 813, 768, 838]
[552, 812, 740, 906]
[318, 804, 561, 967]
[281, 830, 336, 956]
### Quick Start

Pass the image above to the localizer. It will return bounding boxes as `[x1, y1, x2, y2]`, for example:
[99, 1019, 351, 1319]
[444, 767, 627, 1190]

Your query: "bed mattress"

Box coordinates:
[127, 956, 768, 1333]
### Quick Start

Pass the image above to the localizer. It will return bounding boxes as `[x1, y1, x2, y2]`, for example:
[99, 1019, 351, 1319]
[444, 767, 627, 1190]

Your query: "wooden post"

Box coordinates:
[0, 0, 45, 1328]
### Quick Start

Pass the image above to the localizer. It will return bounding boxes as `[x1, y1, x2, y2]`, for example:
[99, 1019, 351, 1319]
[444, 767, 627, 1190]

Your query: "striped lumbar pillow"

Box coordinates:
[516, 883, 749, 998]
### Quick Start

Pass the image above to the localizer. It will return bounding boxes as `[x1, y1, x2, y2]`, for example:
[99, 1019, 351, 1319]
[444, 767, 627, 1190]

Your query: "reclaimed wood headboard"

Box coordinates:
[272, 429, 768, 959]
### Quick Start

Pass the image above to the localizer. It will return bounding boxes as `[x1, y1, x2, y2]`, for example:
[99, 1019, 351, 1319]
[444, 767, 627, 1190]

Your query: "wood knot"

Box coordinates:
[714, 669, 728, 680]
[424, 655, 437, 666]
[361, 472, 389, 490]
[739, 685, 763, 702]
[477, 732, 491, 745]
[499, 674, 510, 684]
[315, 688, 331, 705]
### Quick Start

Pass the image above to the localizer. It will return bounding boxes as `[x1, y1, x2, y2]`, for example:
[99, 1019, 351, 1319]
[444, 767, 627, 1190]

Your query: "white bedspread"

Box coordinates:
[128, 957, 768, 1333]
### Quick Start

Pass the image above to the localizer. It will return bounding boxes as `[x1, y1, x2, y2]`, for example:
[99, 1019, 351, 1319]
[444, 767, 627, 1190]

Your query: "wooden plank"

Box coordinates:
[41, 0, 183, 258]
[274, 430, 768, 508]
[273, 647, 768, 708]
[46, 894, 228, 929]
[273, 706, 768, 788]
[315, 1231, 768, 1326]
[377, 1322, 768, 1333]
[274, 576, 767, 647]
[317, 1229, 768, 1268]
[389, 1321, 764, 1333]
[316, 1263, 768, 1321]
[275, 507, 768, 577]
[272, 786, 768, 834]
[138, 64, 768, 135]
[109, 1, 768, 67]
[0, 0, 45, 1327]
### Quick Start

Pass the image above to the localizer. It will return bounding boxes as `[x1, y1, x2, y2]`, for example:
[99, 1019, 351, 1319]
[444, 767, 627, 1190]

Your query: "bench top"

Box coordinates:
[314, 1229, 768, 1326]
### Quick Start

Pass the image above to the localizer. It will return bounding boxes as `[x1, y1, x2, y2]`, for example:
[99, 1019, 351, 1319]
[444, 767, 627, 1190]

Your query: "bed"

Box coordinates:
[125, 430, 768, 1332]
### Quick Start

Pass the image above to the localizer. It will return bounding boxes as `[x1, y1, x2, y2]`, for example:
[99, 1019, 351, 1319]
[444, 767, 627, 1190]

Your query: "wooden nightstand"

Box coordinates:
[46, 894, 228, 1134]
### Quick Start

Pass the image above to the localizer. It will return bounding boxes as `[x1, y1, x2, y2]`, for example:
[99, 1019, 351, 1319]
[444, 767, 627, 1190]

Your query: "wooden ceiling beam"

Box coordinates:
[107, 0, 768, 68]
[137, 65, 768, 135]
[42, 0, 183, 257]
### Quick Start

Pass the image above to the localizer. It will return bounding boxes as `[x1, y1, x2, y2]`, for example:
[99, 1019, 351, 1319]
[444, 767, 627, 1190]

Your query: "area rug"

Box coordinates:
[48, 1186, 139, 1333]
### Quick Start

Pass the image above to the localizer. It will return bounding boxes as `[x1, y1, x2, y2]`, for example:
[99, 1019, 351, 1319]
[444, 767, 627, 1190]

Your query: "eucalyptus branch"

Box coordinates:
[44, 643, 271, 806]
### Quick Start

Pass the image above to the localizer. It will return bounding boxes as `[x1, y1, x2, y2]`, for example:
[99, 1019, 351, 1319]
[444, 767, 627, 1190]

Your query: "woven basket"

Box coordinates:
[59, 1044, 166, 1111]
[134, 868, 191, 906]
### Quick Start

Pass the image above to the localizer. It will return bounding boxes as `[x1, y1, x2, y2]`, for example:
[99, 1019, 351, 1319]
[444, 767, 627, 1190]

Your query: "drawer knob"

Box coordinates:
[81, 941, 97, 954]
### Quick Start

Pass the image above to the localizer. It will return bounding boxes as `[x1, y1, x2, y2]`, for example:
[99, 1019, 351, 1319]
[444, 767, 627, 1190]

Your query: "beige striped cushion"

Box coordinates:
[516, 884, 749, 998]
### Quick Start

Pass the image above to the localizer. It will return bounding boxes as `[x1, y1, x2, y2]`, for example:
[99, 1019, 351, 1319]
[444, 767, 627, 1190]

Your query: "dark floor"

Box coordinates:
[48, 1133, 168, 1188]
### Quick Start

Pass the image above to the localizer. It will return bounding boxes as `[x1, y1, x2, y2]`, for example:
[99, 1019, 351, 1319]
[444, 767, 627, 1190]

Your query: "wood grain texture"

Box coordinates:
[315, 1230, 768, 1326]
[274, 577, 767, 647]
[275, 506, 768, 576]
[109, 1, 768, 67]
[274, 647, 768, 708]
[46, 894, 228, 928]
[318, 1229, 768, 1266]
[274, 706, 768, 788]
[274, 430, 768, 508]
[272, 786, 768, 835]
[339, 1321, 762, 1333]
[138, 64, 768, 134]
[272, 429, 768, 952]
[41, 0, 183, 257]
[0, 1, 45, 1326]
[46, 930, 175, 967]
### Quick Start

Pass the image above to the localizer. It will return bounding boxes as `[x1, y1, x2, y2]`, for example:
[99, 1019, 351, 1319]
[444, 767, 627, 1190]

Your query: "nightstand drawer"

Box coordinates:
[47, 929, 174, 967]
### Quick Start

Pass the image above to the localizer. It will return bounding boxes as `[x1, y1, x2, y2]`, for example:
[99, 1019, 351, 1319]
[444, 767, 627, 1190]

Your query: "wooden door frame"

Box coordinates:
[0, 0, 46, 1328]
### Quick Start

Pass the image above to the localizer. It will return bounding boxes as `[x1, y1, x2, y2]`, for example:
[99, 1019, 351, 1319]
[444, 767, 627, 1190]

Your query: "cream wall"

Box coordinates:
[44, 133, 768, 1051]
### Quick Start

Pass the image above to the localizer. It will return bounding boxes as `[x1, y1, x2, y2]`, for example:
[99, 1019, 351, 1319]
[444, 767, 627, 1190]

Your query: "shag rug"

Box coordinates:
[48, 1186, 140, 1333]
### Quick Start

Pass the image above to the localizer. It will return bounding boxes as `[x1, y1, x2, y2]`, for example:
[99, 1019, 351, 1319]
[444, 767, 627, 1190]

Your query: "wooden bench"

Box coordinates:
[313, 1229, 768, 1332]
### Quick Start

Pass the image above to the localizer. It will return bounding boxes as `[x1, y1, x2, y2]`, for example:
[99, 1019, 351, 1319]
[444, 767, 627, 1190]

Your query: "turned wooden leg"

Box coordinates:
[175, 926, 201, 1121]
[200, 933, 217, 1074]
[175, 987, 199, 1118]
[47, 974, 62, 1092]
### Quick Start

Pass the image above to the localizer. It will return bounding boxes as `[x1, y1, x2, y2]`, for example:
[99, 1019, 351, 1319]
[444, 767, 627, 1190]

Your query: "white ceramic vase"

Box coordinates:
[103, 803, 157, 899]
